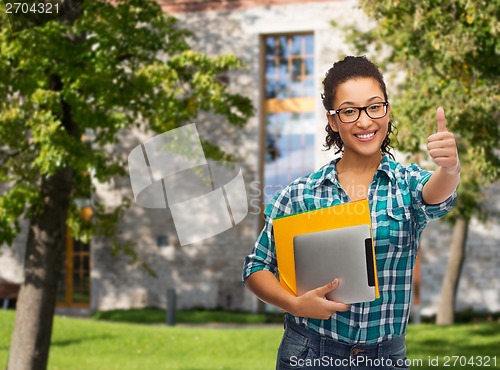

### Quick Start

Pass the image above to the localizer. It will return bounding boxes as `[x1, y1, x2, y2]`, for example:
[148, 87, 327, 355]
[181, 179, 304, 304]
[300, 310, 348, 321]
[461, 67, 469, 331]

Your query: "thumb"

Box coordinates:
[436, 107, 447, 132]
[317, 279, 339, 296]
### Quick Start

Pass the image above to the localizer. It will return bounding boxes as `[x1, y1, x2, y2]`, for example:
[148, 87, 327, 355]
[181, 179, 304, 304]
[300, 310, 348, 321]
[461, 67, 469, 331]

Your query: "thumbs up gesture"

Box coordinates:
[427, 107, 460, 174]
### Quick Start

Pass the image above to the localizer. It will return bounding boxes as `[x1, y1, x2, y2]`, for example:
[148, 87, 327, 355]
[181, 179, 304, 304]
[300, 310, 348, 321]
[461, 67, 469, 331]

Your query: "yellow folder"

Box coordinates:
[273, 198, 380, 300]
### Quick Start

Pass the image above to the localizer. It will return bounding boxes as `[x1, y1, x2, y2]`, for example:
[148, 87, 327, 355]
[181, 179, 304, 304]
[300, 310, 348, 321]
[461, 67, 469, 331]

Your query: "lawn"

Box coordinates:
[0, 310, 282, 370]
[1, 310, 499, 369]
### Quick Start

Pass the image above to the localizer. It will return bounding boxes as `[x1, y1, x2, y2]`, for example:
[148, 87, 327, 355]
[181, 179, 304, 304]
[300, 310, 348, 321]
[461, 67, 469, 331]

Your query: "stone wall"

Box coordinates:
[89, 0, 368, 313]
[159, 0, 337, 13]
[90, 0, 500, 314]
[419, 183, 500, 316]
[0, 220, 28, 285]
[90, 124, 260, 312]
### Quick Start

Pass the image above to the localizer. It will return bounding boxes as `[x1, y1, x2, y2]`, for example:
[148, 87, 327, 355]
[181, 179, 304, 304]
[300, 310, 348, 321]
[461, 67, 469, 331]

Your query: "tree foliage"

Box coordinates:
[0, 0, 254, 253]
[345, 0, 500, 221]
[1, 1, 253, 368]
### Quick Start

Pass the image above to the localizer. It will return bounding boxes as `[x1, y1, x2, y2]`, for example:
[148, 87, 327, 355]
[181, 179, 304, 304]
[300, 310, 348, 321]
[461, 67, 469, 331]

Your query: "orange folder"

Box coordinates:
[273, 198, 380, 300]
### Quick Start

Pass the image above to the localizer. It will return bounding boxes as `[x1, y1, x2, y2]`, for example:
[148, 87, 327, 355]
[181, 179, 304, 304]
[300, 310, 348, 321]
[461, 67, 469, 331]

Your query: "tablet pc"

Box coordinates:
[293, 224, 377, 304]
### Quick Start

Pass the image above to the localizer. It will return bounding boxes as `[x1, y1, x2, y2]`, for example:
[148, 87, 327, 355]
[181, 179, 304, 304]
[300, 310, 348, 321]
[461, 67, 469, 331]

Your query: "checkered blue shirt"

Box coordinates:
[243, 153, 456, 344]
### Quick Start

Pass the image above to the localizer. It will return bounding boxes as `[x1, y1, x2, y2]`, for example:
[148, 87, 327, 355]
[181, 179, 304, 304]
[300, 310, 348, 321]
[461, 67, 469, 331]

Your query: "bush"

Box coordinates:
[91, 307, 284, 325]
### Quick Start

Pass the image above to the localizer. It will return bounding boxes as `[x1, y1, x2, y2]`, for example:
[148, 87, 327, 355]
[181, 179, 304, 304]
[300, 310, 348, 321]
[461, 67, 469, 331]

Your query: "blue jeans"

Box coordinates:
[276, 318, 409, 370]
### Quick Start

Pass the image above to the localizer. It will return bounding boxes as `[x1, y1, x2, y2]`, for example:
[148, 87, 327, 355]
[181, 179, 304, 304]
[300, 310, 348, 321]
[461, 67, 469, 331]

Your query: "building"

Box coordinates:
[1, 0, 499, 317]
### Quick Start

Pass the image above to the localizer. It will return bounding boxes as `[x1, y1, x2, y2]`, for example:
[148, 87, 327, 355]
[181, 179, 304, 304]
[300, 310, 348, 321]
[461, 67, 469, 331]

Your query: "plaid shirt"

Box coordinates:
[243, 153, 456, 344]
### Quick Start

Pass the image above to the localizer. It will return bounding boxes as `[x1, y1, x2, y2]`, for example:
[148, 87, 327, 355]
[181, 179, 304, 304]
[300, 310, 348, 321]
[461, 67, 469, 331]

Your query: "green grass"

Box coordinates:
[408, 323, 500, 368]
[1, 310, 499, 370]
[0, 310, 282, 370]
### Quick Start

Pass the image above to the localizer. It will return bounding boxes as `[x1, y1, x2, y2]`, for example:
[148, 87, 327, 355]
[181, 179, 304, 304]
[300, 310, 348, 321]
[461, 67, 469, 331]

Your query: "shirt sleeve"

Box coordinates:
[406, 163, 457, 232]
[242, 187, 292, 285]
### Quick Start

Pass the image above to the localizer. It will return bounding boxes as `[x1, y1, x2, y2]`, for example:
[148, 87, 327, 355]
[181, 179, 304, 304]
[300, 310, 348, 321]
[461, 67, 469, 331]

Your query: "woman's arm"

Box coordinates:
[245, 270, 350, 320]
[422, 164, 460, 205]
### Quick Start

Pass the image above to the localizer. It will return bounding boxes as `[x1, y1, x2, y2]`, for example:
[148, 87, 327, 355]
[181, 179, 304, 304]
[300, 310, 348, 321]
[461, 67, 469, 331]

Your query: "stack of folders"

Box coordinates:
[273, 198, 379, 304]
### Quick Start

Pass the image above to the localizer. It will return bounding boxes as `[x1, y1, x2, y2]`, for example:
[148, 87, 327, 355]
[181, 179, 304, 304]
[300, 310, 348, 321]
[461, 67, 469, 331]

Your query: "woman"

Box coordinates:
[242, 56, 459, 369]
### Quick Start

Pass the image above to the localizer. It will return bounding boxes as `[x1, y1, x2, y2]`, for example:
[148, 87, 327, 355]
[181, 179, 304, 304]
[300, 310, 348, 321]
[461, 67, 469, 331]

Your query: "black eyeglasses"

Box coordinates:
[328, 102, 389, 123]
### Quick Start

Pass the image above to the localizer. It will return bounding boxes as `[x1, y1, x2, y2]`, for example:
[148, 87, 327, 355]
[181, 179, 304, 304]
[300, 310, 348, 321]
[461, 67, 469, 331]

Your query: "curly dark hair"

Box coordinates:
[321, 56, 397, 158]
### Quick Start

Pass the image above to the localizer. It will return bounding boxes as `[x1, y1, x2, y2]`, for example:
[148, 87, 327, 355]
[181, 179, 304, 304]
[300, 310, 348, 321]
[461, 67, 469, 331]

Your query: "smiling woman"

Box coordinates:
[243, 55, 460, 370]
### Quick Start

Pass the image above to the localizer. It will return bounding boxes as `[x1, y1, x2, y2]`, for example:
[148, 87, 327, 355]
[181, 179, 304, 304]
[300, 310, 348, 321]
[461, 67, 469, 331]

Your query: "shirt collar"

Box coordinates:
[378, 153, 396, 184]
[312, 152, 396, 189]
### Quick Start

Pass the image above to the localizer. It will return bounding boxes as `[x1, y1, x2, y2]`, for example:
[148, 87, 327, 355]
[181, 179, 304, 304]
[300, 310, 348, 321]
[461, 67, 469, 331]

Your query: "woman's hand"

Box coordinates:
[288, 279, 350, 320]
[427, 107, 460, 174]
[422, 107, 461, 205]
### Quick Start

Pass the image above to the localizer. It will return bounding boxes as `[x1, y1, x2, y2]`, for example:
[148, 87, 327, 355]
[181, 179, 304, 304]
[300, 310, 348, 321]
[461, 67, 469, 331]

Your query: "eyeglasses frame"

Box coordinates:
[327, 101, 389, 123]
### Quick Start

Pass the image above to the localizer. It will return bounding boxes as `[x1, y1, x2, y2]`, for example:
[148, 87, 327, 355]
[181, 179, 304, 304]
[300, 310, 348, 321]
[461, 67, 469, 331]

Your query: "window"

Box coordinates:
[261, 34, 316, 204]
[57, 224, 91, 308]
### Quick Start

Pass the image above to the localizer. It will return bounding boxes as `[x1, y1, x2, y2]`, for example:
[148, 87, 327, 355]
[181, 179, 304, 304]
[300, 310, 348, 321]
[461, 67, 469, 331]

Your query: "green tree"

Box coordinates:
[345, 0, 499, 323]
[0, 1, 253, 369]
